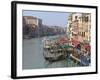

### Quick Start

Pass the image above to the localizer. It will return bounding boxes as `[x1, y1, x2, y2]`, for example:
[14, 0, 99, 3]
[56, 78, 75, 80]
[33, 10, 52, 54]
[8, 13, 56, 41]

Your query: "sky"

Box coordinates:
[23, 10, 71, 27]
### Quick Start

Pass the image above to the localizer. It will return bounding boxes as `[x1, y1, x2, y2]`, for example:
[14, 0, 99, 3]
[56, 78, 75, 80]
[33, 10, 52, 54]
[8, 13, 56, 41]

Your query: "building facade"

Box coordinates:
[23, 16, 38, 28]
[67, 13, 91, 46]
[23, 16, 42, 38]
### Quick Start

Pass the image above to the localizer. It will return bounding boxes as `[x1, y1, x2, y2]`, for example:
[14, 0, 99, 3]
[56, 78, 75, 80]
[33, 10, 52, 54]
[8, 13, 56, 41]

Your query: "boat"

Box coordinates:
[70, 48, 90, 66]
[43, 48, 66, 62]
[43, 38, 74, 62]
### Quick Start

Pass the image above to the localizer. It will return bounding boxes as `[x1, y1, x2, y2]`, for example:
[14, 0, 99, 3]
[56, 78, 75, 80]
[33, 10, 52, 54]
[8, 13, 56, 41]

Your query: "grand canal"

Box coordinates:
[22, 36, 80, 69]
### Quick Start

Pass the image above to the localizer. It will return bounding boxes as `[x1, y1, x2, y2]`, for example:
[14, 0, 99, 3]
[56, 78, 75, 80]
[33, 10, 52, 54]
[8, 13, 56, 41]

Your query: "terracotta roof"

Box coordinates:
[23, 16, 37, 19]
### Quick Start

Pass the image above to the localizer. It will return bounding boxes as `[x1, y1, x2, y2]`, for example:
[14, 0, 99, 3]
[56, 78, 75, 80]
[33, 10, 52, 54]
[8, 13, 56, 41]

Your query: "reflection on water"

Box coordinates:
[22, 36, 79, 69]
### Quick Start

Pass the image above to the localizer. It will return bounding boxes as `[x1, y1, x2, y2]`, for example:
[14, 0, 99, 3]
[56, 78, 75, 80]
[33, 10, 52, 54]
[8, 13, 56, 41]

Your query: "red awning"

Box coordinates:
[71, 38, 80, 47]
[84, 44, 91, 50]
[59, 37, 68, 44]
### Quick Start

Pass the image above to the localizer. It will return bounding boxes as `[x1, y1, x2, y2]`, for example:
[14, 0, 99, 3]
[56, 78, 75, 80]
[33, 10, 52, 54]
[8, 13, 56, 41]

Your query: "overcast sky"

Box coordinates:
[23, 10, 71, 27]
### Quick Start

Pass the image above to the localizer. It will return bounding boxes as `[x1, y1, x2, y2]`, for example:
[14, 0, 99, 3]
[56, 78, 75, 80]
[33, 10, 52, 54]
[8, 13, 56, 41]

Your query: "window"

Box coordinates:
[83, 32, 85, 37]
[75, 16, 78, 20]
[79, 17, 81, 21]
[82, 32, 85, 37]
[85, 16, 89, 22]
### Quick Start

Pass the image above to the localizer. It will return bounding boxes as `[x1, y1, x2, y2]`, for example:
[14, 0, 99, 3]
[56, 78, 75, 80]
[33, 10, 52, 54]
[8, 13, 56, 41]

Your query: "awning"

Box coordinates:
[58, 37, 69, 44]
[71, 38, 80, 47]
[84, 44, 91, 50]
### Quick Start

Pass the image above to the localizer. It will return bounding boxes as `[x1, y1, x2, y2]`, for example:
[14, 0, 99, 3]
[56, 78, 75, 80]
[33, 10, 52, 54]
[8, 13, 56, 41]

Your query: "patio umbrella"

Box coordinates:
[59, 37, 69, 44]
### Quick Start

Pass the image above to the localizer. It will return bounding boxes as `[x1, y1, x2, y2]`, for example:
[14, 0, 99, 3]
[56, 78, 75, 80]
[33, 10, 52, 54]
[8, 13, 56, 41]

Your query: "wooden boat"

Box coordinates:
[43, 44, 74, 62]
[43, 37, 76, 62]
[43, 49, 66, 62]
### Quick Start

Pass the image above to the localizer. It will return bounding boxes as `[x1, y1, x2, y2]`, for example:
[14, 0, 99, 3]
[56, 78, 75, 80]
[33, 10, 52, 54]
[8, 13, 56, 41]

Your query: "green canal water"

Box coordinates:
[22, 36, 79, 69]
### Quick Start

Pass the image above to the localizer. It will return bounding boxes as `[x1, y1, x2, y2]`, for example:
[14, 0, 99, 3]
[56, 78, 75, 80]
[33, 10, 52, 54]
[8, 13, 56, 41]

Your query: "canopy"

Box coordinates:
[71, 38, 80, 47]
[58, 37, 69, 44]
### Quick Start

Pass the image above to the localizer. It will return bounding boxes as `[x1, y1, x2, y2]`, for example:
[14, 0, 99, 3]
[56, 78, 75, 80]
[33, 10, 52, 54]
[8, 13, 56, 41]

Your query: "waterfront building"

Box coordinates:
[23, 16, 38, 28]
[67, 13, 91, 46]
[23, 16, 42, 38]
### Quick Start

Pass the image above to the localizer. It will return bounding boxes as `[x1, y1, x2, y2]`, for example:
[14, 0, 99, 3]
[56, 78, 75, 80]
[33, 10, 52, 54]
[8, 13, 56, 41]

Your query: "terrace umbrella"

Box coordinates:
[84, 44, 91, 51]
[59, 37, 69, 44]
[71, 39, 80, 48]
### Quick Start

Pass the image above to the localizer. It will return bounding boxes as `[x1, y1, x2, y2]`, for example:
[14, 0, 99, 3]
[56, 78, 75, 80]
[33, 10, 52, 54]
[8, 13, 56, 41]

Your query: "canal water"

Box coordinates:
[22, 36, 79, 70]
